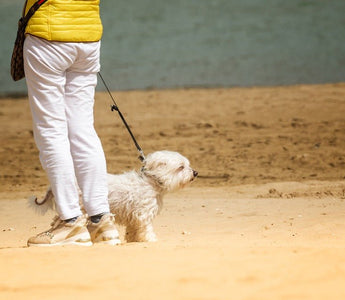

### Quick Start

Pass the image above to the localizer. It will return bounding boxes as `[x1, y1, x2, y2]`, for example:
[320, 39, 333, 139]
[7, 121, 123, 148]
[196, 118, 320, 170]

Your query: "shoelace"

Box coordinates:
[49, 215, 63, 229]
[35, 216, 63, 238]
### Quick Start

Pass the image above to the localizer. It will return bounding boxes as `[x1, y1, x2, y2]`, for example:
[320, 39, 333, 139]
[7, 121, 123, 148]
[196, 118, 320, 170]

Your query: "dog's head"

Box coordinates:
[141, 151, 197, 191]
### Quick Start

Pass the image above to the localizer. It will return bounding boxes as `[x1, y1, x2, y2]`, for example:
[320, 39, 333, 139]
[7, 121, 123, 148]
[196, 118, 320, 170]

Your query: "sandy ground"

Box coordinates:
[1, 83, 345, 299]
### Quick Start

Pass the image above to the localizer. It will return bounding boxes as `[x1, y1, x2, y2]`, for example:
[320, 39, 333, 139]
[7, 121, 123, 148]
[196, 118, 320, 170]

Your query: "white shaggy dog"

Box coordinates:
[31, 151, 198, 242]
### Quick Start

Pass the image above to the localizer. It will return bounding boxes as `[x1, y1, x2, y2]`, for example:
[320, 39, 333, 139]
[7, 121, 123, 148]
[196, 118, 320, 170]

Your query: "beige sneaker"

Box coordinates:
[87, 213, 121, 245]
[27, 215, 92, 247]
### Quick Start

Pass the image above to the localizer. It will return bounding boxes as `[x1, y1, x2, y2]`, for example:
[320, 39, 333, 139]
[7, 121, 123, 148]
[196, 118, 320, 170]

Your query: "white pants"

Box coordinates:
[24, 35, 110, 220]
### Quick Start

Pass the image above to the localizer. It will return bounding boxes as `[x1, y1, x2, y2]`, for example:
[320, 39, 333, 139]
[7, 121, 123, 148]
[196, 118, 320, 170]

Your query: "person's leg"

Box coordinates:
[64, 41, 110, 217]
[24, 35, 82, 220]
[63, 42, 120, 245]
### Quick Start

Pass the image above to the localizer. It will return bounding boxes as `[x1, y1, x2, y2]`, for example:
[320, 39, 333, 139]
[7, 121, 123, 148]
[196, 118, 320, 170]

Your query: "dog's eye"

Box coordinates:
[177, 166, 185, 171]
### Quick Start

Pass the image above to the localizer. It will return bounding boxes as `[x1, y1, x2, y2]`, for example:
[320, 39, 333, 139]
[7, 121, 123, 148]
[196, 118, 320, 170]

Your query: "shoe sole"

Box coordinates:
[93, 238, 121, 246]
[27, 240, 93, 247]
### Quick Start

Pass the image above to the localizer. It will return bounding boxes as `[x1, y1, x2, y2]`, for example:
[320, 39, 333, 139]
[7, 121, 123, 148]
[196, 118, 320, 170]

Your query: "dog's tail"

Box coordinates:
[27, 187, 55, 215]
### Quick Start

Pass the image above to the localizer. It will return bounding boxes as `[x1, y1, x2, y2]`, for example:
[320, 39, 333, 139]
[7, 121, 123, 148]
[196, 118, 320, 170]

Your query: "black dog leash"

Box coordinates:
[98, 72, 145, 162]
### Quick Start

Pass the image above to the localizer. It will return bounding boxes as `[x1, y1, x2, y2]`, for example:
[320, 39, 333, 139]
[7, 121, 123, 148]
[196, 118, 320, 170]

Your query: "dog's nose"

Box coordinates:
[193, 170, 198, 177]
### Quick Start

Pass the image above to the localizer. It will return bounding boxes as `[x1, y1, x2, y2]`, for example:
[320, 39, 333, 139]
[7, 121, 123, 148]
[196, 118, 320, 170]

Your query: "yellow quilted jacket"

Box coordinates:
[24, 0, 103, 42]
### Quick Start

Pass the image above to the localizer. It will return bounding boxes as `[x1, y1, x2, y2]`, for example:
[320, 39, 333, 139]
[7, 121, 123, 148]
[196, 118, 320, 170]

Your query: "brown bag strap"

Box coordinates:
[21, 0, 29, 17]
[20, 0, 48, 29]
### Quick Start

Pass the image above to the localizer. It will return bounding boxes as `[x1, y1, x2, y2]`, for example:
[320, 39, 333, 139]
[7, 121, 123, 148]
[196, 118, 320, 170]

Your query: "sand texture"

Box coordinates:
[1, 83, 345, 299]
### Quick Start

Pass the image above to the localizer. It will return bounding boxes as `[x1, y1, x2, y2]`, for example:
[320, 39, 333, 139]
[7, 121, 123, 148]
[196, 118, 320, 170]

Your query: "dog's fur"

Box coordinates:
[30, 151, 197, 242]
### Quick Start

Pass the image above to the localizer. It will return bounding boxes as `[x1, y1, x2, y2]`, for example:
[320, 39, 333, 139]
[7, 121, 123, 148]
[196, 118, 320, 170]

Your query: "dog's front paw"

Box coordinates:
[145, 232, 158, 242]
[138, 227, 157, 242]
[126, 225, 158, 242]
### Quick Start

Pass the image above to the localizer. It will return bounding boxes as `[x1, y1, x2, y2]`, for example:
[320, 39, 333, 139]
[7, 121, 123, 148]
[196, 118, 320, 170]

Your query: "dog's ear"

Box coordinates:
[145, 160, 167, 171]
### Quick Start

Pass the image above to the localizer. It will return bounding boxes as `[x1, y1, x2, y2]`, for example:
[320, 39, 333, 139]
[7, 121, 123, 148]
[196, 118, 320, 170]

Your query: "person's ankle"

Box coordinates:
[64, 216, 79, 223]
[90, 213, 106, 224]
